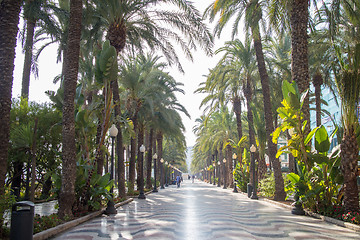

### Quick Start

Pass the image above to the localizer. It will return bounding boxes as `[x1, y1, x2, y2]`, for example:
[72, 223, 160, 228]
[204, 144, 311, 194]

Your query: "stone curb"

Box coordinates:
[262, 198, 360, 232]
[33, 198, 133, 240]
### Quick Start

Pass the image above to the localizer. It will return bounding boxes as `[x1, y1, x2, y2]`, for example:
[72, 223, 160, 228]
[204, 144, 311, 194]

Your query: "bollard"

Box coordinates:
[247, 183, 253, 198]
[10, 201, 35, 240]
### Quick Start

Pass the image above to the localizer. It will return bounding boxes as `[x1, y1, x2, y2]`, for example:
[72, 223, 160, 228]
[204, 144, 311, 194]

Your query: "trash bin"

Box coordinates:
[10, 201, 35, 240]
[247, 183, 253, 198]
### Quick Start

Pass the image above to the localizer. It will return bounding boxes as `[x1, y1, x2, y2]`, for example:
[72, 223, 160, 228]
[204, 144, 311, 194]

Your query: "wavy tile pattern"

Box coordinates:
[53, 180, 360, 240]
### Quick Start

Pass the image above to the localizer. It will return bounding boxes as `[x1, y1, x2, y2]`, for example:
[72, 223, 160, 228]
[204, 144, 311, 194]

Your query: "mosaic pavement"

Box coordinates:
[53, 180, 360, 240]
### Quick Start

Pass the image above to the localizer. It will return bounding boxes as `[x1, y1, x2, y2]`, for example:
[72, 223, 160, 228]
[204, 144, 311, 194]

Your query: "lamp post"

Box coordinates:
[250, 144, 258, 199]
[217, 161, 221, 187]
[152, 153, 158, 192]
[160, 158, 165, 189]
[213, 163, 216, 185]
[165, 161, 169, 186]
[105, 124, 118, 215]
[138, 144, 146, 199]
[232, 153, 238, 193]
[222, 158, 227, 189]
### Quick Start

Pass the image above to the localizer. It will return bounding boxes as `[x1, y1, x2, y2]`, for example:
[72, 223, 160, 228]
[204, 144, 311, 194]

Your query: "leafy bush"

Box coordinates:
[234, 158, 250, 192]
[258, 173, 275, 197]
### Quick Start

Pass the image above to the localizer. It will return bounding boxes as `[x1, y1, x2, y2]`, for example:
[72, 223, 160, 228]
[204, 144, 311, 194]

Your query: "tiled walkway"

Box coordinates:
[53, 180, 360, 240]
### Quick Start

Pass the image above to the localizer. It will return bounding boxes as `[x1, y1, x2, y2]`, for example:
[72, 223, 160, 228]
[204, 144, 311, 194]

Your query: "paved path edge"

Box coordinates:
[262, 198, 360, 232]
[33, 198, 134, 240]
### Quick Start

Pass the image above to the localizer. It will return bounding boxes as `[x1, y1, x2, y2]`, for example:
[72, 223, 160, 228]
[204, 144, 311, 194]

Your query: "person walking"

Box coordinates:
[176, 175, 181, 188]
[192, 175, 195, 183]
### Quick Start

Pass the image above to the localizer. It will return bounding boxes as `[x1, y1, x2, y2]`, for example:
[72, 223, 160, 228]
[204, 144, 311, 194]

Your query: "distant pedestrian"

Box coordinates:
[192, 175, 195, 183]
[176, 175, 181, 188]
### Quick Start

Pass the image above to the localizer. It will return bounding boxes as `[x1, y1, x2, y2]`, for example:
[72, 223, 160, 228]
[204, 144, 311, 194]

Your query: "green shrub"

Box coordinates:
[258, 173, 275, 198]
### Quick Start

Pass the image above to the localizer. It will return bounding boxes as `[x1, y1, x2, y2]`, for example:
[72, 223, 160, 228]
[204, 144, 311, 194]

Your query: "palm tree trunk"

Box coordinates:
[58, 0, 82, 219]
[30, 118, 38, 202]
[313, 72, 323, 127]
[0, 0, 22, 232]
[252, 29, 286, 201]
[244, 77, 256, 179]
[218, 148, 223, 185]
[226, 145, 233, 188]
[111, 80, 126, 198]
[146, 129, 154, 189]
[136, 123, 145, 191]
[129, 136, 136, 192]
[21, 18, 36, 99]
[233, 95, 243, 140]
[341, 130, 360, 212]
[156, 132, 163, 186]
[95, 117, 103, 174]
[290, 0, 310, 132]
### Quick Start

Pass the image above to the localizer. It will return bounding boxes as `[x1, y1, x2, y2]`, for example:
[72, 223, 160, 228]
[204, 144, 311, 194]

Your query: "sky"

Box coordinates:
[12, 0, 234, 148]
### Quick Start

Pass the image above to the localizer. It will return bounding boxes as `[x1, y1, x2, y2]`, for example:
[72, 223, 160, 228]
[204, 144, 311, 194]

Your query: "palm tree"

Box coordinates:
[58, 0, 82, 219]
[324, 0, 360, 212]
[197, 107, 237, 187]
[20, 0, 60, 99]
[268, 0, 313, 130]
[0, 0, 22, 231]
[335, 51, 360, 212]
[289, 0, 311, 129]
[206, 0, 286, 200]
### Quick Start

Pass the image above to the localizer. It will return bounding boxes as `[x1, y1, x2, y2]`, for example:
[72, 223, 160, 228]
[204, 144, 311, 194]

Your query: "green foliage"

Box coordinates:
[52, 159, 113, 213]
[33, 213, 66, 234]
[0, 187, 16, 228]
[233, 149, 250, 192]
[9, 98, 62, 199]
[76, 163, 113, 211]
[275, 81, 344, 214]
[95, 40, 118, 84]
[273, 81, 314, 170]
[258, 173, 275, 198]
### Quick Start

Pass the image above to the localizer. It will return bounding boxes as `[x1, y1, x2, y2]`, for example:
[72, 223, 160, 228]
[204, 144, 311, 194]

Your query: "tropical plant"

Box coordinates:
[233, 148, 250, 193]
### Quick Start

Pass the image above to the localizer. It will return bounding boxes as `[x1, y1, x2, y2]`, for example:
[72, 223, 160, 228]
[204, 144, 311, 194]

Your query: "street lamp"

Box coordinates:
[165, 161, 169, 186]
[152, 153, 158, 192]
[217, 161, 221, 187]
[160, 158, 165, 189]
[250, 144, 258, 199]
[232, 153, 238, 193]
[138, 144, 146, 199]
[222, 158, 227, 189]
[105, 124, 118, 215]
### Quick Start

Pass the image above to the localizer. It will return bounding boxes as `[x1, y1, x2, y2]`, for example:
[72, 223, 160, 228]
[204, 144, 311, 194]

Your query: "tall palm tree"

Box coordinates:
[268, 0, 313, 130]
[21, 0, 60, 99]
[0, 0, 22, 231]
[289, 0, 310, 129]
[206, 0, 286, 200]
[58, 0, 82, 219]
[325, 0, 360, 212]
